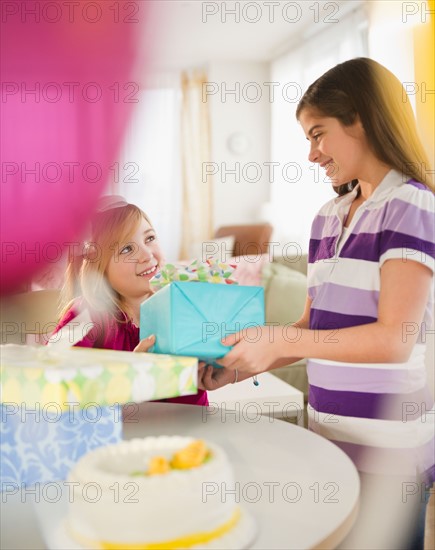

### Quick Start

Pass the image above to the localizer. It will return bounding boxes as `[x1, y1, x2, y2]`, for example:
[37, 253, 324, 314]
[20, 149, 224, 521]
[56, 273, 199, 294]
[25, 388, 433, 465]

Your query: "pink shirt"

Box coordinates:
[52, 302, 208, 407]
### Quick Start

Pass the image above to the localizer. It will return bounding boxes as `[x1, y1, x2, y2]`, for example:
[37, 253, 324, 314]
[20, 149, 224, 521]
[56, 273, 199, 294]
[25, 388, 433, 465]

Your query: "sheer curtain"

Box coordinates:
[270, 6, 368, 253]
[116, 75, 182, 261]
[179, 71, 214, 260]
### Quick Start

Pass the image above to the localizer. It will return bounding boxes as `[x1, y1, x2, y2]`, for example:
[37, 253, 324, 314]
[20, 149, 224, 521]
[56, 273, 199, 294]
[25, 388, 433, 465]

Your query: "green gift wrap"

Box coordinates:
[140, 282, 265, 361]
[1, 344, 198, 408]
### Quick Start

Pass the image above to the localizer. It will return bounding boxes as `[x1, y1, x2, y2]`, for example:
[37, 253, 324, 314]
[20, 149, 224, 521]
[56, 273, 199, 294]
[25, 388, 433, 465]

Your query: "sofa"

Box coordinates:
[261, 254, 309, 399]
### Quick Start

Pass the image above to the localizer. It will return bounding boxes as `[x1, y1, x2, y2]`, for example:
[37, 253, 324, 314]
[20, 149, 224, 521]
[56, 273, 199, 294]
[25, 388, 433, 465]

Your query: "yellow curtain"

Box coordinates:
[179, 71, 213, 260]
[413, 1, 435, 178]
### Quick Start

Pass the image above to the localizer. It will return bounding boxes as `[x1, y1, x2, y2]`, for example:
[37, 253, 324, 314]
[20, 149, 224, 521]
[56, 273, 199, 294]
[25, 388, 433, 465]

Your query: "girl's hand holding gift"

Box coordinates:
[215, 326, 288, 376]
[133, 334, 156, 353]
[198, 362, 237, 391]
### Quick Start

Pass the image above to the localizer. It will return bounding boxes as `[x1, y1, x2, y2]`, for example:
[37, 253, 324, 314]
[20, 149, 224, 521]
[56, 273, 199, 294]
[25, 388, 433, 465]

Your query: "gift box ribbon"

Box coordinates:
[150, 258, 238, 290]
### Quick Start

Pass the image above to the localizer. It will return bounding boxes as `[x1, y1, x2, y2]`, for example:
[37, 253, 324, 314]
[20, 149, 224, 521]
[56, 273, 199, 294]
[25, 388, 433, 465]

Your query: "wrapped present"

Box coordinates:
[1, 401, 122, 489]
[141, 260, 264, 361]
[1, 345, 198, 487]
[1, 345, 198, 408]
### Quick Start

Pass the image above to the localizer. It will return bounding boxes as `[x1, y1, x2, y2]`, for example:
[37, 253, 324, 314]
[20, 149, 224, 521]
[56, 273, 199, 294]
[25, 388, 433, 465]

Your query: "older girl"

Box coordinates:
[204, 58, 434, 547]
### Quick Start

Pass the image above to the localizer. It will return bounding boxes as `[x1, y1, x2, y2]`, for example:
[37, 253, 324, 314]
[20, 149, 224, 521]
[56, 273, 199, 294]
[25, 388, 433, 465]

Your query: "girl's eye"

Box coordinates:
[313, 133, 321, 141]
[120, 244, 133, 255]
[146, 235, 156, 243]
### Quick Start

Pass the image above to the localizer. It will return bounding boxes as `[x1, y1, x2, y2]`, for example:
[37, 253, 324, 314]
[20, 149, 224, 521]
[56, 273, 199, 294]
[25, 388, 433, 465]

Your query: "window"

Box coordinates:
[115, 76, 182, 261]
[270, 6, 368, 253]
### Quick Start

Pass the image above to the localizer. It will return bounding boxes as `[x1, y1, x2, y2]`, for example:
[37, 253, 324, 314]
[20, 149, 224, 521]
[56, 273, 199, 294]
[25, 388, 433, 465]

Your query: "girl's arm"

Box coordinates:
[262, 294, 312, 370]
[47, 304, 96, 347]
[217, 259, 432, 374]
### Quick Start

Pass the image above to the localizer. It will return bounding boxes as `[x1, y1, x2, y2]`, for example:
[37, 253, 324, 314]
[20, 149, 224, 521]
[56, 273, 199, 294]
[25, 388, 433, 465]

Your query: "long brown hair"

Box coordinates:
[296, 57, 434, 194]
[59, 204, 153, 320]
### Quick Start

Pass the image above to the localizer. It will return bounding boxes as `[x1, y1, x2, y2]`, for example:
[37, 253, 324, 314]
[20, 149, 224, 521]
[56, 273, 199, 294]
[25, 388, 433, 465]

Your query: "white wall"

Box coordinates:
[207, 61, 271, 230]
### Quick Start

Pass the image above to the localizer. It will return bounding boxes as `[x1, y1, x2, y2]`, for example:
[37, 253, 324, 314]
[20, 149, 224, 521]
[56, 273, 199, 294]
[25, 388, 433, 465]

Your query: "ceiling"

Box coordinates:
[145, 0, 361, 70]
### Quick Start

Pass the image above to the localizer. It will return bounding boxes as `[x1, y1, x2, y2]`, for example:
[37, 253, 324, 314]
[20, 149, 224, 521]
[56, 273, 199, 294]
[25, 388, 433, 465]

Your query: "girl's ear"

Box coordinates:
[354, 114, 365, 131]
[348, 114, 365, 138]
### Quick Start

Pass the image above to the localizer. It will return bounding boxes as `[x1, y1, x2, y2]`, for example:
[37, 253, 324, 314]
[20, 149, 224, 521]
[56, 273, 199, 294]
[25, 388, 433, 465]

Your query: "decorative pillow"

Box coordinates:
[230, 254, 271, 286]
[262, 262, 307, 325]
[189, 236, 235, 263]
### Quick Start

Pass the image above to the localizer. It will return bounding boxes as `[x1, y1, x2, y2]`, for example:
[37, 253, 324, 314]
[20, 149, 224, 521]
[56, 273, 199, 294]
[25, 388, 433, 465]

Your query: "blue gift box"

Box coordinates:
[0, 404, 122, 489]
[140, 282, 265, 361]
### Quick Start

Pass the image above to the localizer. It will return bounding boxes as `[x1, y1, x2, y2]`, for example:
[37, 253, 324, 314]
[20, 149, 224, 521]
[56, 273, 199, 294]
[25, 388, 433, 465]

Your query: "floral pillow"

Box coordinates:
[229, 253, 271, 286]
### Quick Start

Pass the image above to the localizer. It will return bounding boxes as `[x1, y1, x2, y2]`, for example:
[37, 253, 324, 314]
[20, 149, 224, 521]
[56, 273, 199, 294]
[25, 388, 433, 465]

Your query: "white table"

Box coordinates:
[1, 402, 360, 550]
[209, 372, 305, 425]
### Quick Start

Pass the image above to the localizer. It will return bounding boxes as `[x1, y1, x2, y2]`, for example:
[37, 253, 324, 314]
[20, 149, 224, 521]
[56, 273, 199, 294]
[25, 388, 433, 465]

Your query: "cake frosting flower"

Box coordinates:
[130, 440, 211, 476]
[148, 456, 171, 475]
[171, 440, 209, 470]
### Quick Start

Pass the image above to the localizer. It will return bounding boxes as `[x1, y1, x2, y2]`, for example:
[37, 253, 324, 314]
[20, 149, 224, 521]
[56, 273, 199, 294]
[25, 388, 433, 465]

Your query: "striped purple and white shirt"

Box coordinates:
[306, 169, 434, 483]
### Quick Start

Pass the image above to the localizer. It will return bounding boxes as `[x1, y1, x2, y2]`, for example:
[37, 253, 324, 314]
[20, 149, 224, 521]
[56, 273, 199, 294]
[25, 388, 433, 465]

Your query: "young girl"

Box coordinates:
[50, 195, 208, 406]
[203, 58, 434, 547]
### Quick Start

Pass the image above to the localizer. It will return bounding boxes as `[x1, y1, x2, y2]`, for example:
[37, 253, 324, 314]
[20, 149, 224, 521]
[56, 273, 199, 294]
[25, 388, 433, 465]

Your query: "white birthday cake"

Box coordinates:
[66, 436, 256, 549]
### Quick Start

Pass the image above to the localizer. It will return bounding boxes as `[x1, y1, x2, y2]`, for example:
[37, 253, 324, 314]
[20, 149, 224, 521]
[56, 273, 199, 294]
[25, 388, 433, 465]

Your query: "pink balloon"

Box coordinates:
[0, 0, 149, 294]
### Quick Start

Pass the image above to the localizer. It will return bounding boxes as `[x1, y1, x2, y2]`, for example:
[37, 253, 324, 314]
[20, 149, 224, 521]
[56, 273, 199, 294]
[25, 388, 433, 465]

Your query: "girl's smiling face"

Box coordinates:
[106, 216, 163, 302]
[298, 108, 367, 187]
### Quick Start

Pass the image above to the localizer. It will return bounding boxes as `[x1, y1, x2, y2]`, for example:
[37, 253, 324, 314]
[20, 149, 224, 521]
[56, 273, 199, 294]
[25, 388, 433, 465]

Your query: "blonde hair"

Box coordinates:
[296, 57, 434, 194]
[59, 204, 153, 320]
